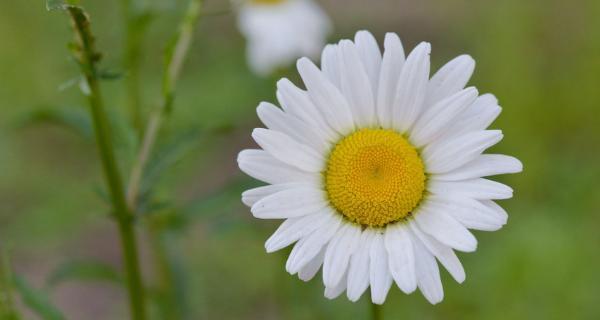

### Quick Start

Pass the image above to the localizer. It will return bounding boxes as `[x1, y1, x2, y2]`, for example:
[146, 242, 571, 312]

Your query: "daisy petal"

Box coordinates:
[392, 42, 431, 133]
[423, 130, 504, 174]
[251, 187, 326, 219]
[286, 212, 342, 274]
[325, 271, 348, 299]
[411, 235, 444, 304]
[321, 44, 341, 88]
[297, 57, 354, 134]
[480, 200, 509, 223]
[435, 154, 523, 181]
[238, 149, 317, 185]
[377, 32, 405, 128]
[354, 30, 382, 94]
[346, 230, 373, 302]
[428, 195, 507, 231]
[428, 178, 514, 200]
[411, 87, 478, 147]
[252, 128, 325, 172]
[384, 224, 417, 293]
[338, 40, 376, 127]
[242, 182, 313, 207]
[276, 78, 338, 142]
[444, 94, 501, 137]
[426, 54, 475, 106]
[323, 222, 362, 287]
[409, 222, 466, 283]
[298, 247, 325, 282]
[370, 232, 393, 305]
[265, 208, 335, 252]
[257, 102, 329, 153]
[414, 202, 478, 252]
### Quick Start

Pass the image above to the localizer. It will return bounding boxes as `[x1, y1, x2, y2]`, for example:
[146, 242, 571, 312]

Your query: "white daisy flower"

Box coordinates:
[238, 30, 523, 305]
[236, 0, 332, 76]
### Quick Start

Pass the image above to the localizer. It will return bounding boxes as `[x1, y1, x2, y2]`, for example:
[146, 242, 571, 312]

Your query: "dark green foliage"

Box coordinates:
[14, 276, 65, 320]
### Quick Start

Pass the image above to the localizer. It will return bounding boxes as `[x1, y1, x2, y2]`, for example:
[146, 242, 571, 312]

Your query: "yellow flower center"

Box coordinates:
[325, 129, 426, 227]
[251, 0, 285, 5]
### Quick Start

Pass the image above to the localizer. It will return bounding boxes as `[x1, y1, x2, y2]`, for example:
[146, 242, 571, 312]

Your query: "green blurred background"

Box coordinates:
[1, 0, 599, 319]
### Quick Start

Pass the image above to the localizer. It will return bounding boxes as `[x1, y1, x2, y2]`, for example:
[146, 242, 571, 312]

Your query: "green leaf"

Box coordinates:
[46, 0, 80, 11]
[139, 128, 204, 199]
[18, 107, 93, 140]
[0, 250, 21, 320]
[46, 260, 122, 288]
[14, 276, 65, 320]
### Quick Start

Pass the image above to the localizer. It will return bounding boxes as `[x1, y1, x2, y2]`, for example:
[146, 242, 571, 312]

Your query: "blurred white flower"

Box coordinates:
[236, 0, 332, 76]
[238, 30, 522, 304]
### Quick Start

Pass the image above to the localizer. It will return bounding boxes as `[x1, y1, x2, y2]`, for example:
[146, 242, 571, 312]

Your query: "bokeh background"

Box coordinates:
[1, 0, 599, 319]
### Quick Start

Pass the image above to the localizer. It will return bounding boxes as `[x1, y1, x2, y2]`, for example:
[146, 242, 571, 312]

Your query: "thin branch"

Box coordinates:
[126, 0, 203, 211]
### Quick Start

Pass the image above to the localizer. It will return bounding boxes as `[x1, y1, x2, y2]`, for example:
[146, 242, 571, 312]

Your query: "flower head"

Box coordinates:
[238, 30, 523, 304]
[236, 0, 332, 76]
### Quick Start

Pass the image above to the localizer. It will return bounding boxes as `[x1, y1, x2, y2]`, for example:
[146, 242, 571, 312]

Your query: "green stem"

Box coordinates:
[67, 7, 146, 320]
[126, 0, 202, 210]
[371, 303, 383, 320]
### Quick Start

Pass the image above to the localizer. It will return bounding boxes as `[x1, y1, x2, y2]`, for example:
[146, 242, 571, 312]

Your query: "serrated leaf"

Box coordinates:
[19, 107, 93, 140]
[46, 260, 122, 288]
[106, 109, 140, 171]
[14, 276, 65, 320]
[139, 128, 204, 199]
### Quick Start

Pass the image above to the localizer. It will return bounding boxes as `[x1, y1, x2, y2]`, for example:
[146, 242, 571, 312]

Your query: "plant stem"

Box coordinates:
[67, 7, 146, 320]
[371, 303, 383, 320]
[126, 0, 202, 211]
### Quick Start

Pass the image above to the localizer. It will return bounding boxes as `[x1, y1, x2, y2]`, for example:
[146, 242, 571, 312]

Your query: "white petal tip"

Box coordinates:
[250, 128, 266, 140]
[399, 284, 417, 294]
[241, 197, 252, 207]
[286, 267, 299, 275]
[464, 86, 479, 96]
[296, 57, 312, 69]
[456, 54, 475, 65]
[324, 288, 343, 300]
[462, 241, 478, 253]
[371, 297, 386, 305]
[346, 294, 361, 302]
[384, 32, 400, 41]
[514, 159, 524, 173]
[416, 41, 432, 53]
[264, 242, 278, 253]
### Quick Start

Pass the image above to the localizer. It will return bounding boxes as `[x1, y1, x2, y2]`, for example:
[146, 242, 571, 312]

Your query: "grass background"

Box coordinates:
[1, 0, 599, 319]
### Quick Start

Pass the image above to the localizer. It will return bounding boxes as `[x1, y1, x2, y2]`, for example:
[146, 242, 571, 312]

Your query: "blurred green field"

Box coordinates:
[1, 0, 599, 319]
